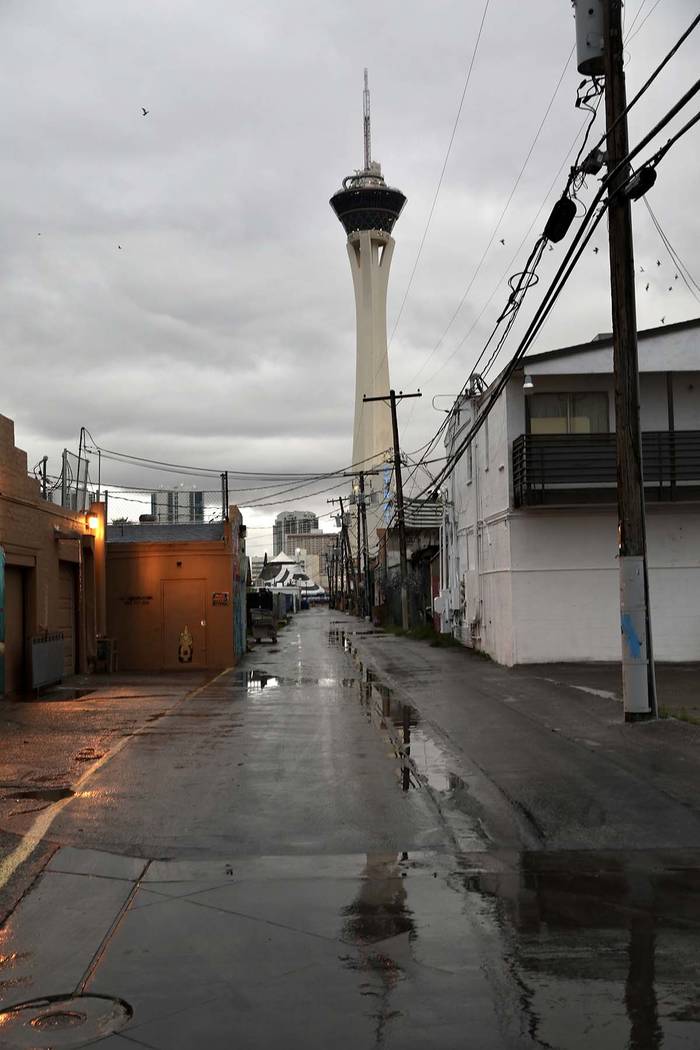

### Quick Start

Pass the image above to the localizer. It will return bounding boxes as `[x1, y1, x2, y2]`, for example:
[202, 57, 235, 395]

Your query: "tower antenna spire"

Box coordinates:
[363, 68, 371, 171]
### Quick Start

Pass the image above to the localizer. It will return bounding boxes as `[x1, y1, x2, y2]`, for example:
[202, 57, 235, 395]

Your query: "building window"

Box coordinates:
[528, 392, 609, 434]
[466, 443, 473, 483]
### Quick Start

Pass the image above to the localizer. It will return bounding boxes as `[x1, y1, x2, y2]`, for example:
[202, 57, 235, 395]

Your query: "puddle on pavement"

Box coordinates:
[332, 847, 700, 1048]
[329, 627, 464, 796]
[0, 786, 74, 803]
[209, 670, 361, 694]
[14, 687, 97, 703]
[447, 847, 700, 1049]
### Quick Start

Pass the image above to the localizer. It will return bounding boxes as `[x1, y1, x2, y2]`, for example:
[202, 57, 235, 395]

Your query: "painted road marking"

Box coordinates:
[0, 668, 232, 891]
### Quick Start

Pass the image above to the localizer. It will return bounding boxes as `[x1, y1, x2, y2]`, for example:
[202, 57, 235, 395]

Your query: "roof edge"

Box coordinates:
[521, 316, 700, 366]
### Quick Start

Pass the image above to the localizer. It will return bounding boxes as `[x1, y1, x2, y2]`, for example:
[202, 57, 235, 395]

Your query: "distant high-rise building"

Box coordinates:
[151, 489, 204, 524]
[273, 511, 318, 555]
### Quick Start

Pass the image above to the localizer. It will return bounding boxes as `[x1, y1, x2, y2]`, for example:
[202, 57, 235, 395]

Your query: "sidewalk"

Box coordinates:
[520, 659, 700, 722]
[0, 671, 210, 924]
[335, 614, 700, 853]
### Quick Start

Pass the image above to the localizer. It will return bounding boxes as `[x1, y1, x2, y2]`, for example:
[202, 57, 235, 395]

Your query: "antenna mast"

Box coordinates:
[363, 68, 371, 171]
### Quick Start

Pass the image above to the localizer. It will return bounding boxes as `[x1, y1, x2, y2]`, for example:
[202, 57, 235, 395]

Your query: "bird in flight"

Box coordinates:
[593, 247, 599, 254]
[645, 283, 649, 291]
[117, 245, 123, 250]
[661, 316, 666, 324]
[499, 239, 505, 246]
[674, 273, 679, 280]
[656, 260, 661, 267]
[640, 266, 645, 272]
[142, 107, 149, 116]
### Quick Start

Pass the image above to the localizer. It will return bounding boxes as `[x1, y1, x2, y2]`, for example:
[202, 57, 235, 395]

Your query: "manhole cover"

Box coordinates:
[0, 994, 132, 1048]
[30, 1009, 87, 1029]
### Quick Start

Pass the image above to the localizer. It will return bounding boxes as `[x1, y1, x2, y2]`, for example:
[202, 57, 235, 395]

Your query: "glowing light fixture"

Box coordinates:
[86, 513, 99, 531]
[523, 374, 534, 392]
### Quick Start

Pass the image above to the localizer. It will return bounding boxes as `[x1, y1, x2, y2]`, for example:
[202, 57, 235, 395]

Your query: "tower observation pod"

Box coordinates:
[330, 71, 406, 537]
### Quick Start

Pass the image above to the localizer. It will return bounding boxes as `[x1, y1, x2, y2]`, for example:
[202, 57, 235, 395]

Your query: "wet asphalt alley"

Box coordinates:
[1, 607, 700, 1049]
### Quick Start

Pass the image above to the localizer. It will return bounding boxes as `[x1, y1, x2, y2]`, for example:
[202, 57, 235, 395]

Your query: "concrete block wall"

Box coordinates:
[1, 414, 98, 692]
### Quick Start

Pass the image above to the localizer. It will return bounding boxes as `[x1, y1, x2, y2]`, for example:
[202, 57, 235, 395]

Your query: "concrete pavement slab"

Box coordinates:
[46, 847, 145, 881]
[0, 866, 141, 1010]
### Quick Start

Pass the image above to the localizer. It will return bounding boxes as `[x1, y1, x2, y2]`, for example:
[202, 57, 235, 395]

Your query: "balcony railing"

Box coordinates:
[512, 431, 700, 507]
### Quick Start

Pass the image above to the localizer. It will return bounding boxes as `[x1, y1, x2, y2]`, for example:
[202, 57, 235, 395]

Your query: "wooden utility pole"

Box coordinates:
[602, 0, 657, 719]
[356, 480, 363, 616]
[363, 390, 422, 630]
[329, 497, 358, 613]
[359, 471, 371, 618]
[339, 496, 358, 614]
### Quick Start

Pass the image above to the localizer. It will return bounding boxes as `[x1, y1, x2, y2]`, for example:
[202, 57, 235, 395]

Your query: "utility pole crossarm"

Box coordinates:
[363, 391, 422, 403]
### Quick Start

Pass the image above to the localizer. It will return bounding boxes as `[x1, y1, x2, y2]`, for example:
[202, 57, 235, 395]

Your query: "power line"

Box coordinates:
[405, 43, 577, 390]
[625, 0, 664, 45]
[82, 439, 394, 487]
[401, 17, 700, 456]
[385, 0, 492, 354]
[413, 89, 700, 500]
[642, 198, 700, 301]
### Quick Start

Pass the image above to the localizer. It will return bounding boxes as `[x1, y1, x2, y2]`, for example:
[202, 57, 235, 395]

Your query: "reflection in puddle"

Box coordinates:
[330, 627, 463, 796]
[224, 669, 360, 693]
[340, 854, 414, 1045]
[452, 849, 700, 1049]
[245, 671, 280, 692]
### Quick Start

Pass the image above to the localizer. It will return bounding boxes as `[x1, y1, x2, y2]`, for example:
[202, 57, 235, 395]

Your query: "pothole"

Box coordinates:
[36, 689, 96, 702]
[1, 787, 74, 803]
[0, 993, 132, 1048]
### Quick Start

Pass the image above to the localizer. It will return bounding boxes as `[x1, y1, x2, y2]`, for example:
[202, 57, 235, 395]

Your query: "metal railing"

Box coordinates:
[513, 431, 700, 506]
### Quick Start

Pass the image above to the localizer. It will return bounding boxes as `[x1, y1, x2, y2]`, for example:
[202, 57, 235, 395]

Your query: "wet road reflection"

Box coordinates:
[330, 627, 464, 797]
[340, 854, 415, 1047]
[331, 622, 700, 1047]
[448, 848, 700, 1048]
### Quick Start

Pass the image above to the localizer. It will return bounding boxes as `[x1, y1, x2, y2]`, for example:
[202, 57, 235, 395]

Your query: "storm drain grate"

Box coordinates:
[0, 993, 132, 1048]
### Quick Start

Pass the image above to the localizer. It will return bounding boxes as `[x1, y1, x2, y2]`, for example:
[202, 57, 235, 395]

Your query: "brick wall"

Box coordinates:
[0, 414, 98, 693]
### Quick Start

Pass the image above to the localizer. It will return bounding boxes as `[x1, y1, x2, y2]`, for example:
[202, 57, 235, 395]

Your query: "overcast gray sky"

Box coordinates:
[2, 0, 698, 552]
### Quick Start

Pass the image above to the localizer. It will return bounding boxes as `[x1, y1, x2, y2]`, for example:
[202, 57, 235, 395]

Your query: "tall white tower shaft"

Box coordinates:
[330, 72, 406, 546]
[348, 229, 395, 472]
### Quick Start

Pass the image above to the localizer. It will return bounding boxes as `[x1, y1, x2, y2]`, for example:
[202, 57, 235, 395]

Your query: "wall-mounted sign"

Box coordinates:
[120, 595, 153, 605]
[212, 591, 230, 606]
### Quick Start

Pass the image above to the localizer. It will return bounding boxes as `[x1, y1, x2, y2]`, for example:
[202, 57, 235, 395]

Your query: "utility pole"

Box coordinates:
[61, 449, 68, 509]
[356, 477, 363, 617]
[329, 498, 358, 613]
[363, 390, 422, 630]
[339, 496, 358, 614]
[601, 0, 657, 720]
[359, 471, 371, 618]
[220, 471, 229, 521]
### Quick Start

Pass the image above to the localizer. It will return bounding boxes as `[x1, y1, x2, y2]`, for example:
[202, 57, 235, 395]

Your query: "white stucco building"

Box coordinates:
[436, 318, 700, 664]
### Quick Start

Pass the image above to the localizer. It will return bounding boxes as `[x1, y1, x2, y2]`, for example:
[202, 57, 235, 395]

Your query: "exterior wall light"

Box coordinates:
[86, 513, 99, 531]
[523, 374, 534, 392]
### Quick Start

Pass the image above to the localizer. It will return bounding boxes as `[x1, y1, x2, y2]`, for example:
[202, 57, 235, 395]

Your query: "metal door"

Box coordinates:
[58, 563, 77, 675]
[4, 566, 26, 694]
[162, 579, 207, 669]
